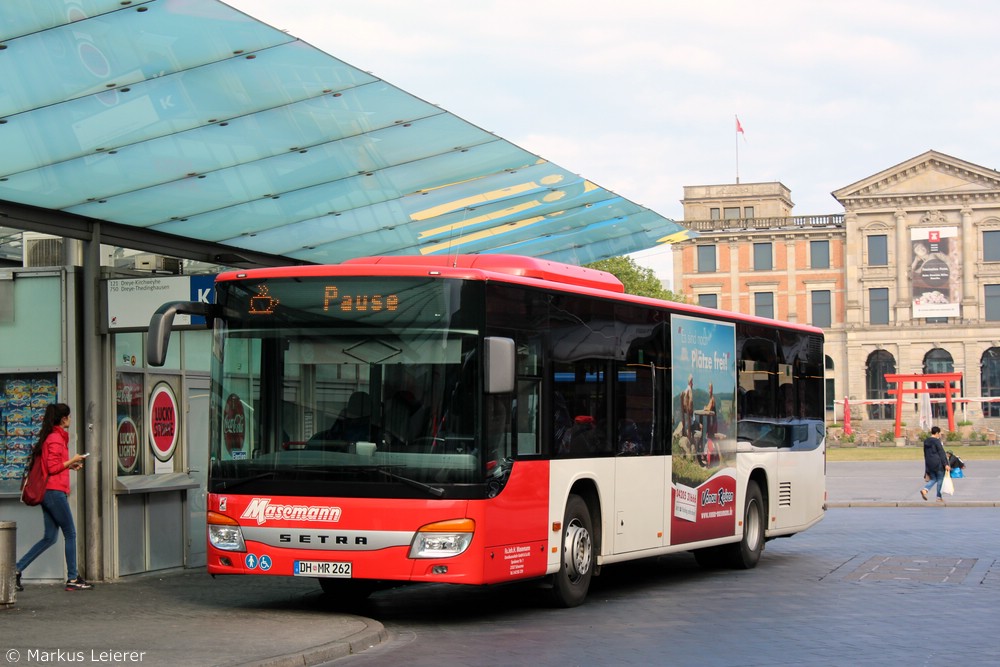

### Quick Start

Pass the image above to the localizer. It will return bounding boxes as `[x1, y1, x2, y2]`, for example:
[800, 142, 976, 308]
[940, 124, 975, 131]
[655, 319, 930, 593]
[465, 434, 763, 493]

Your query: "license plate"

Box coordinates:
[293, 560, 352, 578]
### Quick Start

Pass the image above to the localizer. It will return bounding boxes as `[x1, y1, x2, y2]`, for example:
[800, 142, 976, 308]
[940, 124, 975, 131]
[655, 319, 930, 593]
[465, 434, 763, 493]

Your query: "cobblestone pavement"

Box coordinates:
[335, 506, 1000, 667]
[4, 461, 997, 667]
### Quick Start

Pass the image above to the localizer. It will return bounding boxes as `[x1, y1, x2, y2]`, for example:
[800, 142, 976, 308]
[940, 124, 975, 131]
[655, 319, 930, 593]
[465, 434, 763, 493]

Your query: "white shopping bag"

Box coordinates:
[941, 474, 955, 496]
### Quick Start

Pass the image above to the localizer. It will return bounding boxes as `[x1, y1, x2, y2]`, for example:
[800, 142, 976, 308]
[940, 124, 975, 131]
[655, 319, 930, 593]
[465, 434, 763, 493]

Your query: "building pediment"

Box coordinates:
[832, 150, 1000, 208]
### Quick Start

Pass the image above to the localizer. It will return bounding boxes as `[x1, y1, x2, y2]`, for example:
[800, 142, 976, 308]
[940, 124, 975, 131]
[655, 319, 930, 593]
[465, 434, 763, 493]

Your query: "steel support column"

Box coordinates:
[82, 224, 103, 580]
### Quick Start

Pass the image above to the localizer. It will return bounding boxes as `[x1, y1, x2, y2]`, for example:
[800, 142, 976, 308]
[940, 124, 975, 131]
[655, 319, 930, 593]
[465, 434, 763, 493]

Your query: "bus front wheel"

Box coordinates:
[550, 494, 594, 608]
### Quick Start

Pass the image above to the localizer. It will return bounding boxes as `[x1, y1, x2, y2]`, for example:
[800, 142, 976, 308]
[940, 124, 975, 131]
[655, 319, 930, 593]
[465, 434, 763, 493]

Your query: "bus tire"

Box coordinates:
[550, 494, 594, 608]
[727, 479, 765, 569]
[695, 480, 765, 570]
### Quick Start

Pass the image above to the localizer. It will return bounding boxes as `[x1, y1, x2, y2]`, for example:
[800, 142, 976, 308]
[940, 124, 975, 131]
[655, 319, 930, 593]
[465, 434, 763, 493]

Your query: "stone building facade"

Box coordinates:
[673, 150, 1000, 427]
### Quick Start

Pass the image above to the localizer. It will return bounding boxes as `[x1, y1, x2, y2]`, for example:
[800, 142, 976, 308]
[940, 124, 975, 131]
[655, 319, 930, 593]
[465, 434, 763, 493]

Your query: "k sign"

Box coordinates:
[106, 275, 216, 331]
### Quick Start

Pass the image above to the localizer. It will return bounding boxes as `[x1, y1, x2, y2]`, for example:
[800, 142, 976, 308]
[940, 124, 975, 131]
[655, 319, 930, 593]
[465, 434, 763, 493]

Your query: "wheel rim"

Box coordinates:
[745, 498, 761, 550]
[563, 518, 593, 582]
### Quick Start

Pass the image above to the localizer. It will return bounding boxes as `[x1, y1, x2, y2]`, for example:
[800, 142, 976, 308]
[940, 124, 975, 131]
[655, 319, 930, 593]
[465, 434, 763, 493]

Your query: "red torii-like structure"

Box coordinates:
[884, 372, 962, 437]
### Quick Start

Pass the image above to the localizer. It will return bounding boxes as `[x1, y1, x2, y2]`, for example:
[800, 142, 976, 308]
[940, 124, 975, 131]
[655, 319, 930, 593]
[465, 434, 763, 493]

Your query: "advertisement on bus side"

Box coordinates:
[670, 314, 738, 544]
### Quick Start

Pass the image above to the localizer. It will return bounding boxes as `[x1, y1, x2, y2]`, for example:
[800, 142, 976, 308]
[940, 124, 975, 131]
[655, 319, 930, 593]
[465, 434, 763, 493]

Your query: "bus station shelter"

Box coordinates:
[0, 0, 692, 270]
[0, 0, 693, 584]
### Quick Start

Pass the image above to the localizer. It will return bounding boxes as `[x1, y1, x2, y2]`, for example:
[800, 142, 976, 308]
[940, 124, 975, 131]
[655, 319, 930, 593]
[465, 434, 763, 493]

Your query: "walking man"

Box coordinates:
[920, 426, 950, 502]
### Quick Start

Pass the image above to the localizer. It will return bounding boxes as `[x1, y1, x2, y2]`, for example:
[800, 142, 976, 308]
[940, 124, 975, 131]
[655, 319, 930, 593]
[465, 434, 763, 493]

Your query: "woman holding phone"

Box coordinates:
[15, 403, 93, 592]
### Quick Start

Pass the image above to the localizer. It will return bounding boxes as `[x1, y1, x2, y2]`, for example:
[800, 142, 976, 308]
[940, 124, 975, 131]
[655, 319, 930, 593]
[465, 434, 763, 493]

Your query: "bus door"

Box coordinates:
[613, 354, 663, 554]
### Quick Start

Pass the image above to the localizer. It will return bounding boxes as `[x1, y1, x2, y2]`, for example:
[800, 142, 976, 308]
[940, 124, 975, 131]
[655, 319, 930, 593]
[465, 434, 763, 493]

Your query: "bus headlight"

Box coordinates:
[207, 511, 246, 552]
[408, 518, 475, 558]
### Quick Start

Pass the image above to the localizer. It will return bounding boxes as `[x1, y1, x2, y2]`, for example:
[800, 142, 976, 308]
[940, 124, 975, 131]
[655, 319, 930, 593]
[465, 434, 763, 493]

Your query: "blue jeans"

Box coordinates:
[16, 490, 78, 581]
[923, 469, 946, 499]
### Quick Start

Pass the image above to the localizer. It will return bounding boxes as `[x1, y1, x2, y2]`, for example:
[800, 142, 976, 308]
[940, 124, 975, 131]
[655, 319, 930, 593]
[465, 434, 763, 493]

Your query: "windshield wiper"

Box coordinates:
[375, 466, 445, 498]
[215, 465, 445, 498]
[215, 471, 276, 492]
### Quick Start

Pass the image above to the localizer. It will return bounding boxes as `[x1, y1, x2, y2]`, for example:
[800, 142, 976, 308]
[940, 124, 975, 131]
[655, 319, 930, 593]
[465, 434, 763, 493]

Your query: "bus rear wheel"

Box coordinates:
[693, 480, 764, 570]
[726, 479, 764, 569]
[550, 494, 594, 608]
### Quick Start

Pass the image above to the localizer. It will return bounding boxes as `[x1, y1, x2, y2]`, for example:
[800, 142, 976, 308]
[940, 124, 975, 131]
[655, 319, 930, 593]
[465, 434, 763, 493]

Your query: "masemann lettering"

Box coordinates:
[241, 497, 342, 525]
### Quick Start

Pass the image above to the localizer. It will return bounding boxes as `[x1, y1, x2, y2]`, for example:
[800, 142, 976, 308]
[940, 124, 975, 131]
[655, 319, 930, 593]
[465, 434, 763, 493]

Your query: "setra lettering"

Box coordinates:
[279, 533, 368, 545]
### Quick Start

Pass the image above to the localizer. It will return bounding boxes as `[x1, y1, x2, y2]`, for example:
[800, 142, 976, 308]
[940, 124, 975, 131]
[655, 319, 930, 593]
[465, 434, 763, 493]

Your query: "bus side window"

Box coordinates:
[616, 362, 653, 456]
[568, 414, 600, 455]
[618, 418, 647, 455]
[486, 394, 512, 460]
[554, 391, 572, 454]
[515, 380, 540, 456]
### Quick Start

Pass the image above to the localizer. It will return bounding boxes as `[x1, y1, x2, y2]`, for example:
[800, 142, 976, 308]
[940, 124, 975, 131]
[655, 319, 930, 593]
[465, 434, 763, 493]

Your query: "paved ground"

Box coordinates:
[826, 459, 1000, 507]
[0, 571, 386, 667]
[333, 507, 1000, 667]
[1, 460, 997, 667]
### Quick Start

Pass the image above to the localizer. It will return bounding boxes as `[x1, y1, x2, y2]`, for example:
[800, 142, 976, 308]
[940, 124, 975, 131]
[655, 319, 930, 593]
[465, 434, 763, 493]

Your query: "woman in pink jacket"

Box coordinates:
[15, 403, 92, 592]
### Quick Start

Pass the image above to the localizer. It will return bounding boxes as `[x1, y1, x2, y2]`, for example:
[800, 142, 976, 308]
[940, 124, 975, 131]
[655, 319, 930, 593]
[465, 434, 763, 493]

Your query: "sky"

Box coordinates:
[224, 0, 1000, 281]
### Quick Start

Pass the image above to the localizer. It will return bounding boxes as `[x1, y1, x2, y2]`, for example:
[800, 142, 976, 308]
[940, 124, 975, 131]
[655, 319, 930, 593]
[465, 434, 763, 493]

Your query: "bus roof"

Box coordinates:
[218, 254, 624, 293]
[215, 254, 823, 337]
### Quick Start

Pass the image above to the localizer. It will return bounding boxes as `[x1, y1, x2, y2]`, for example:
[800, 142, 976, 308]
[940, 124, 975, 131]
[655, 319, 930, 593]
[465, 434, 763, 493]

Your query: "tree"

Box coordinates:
[585, 256, 686, 302]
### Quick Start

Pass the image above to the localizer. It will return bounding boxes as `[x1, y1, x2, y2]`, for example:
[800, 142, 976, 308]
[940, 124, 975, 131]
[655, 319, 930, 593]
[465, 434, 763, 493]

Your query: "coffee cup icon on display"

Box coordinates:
[249, 285, 280, 314]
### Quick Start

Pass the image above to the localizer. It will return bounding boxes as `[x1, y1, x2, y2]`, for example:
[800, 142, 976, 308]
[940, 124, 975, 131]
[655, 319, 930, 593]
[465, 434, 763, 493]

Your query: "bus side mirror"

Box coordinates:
[485, 337, 516, 394]
[147, 300, 218, 367]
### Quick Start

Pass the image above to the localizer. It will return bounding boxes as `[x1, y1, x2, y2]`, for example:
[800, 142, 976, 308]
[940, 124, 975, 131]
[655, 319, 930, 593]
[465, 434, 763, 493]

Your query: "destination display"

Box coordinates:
[219, 277, 463, 328]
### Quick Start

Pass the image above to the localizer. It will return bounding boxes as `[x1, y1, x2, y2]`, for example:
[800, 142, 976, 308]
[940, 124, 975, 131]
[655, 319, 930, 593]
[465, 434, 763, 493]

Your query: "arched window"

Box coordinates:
[866, 350, 895, 420]
[923, 349, 955, 419]
[981, 348, 1000, 418]
[825, 356, 835, 411]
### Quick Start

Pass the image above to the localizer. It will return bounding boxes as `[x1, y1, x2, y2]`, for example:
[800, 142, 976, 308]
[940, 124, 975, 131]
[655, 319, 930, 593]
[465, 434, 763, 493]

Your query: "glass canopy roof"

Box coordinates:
[0, 0, 691, 268]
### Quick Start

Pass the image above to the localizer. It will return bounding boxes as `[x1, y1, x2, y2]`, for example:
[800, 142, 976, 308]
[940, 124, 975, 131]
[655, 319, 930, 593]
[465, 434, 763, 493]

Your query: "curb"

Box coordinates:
[236, 619, 389, 667]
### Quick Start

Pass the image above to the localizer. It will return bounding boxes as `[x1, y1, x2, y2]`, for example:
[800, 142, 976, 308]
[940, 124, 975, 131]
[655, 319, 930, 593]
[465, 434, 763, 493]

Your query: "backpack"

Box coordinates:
[20, 455, 49, 506]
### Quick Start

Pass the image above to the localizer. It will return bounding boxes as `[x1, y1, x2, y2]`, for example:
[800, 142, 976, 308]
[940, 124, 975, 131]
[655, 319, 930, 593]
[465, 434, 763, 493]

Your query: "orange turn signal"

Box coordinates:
[418, 518, 475, 533]
[207, 511, 239, 526]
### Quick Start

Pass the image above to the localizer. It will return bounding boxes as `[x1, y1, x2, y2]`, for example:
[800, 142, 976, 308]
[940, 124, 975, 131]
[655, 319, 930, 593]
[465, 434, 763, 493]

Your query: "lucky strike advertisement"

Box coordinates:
[670, 315, 738, 545]
[116, 372, 144, 475]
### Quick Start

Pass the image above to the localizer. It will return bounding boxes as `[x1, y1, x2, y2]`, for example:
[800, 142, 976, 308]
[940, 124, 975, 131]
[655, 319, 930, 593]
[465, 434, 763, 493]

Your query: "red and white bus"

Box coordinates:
[149, 255, 825, 607]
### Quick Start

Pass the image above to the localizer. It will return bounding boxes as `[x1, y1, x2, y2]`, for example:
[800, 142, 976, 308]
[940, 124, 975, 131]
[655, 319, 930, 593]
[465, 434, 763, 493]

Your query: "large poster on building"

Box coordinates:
[671, 315, 738, 545]
[910, 227, 960, 318]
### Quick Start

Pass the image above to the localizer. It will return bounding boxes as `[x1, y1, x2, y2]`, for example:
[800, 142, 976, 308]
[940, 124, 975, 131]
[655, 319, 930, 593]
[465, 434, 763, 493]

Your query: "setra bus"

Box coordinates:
[148, 254, 826, 607]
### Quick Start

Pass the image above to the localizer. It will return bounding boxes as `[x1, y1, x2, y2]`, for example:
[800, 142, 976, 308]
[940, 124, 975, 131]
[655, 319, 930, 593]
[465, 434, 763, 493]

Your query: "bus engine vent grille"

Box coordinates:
[806, 334, 823, 356]
[778, 481, 793, 507]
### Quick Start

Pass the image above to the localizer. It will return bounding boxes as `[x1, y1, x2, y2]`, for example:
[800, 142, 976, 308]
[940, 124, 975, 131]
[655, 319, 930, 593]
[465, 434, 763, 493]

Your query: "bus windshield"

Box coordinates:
[210, 276, 493, 499]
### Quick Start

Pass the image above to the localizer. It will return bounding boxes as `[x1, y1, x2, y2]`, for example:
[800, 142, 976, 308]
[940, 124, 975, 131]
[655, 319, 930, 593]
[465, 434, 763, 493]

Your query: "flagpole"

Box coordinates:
[735, 119, 740, 184]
